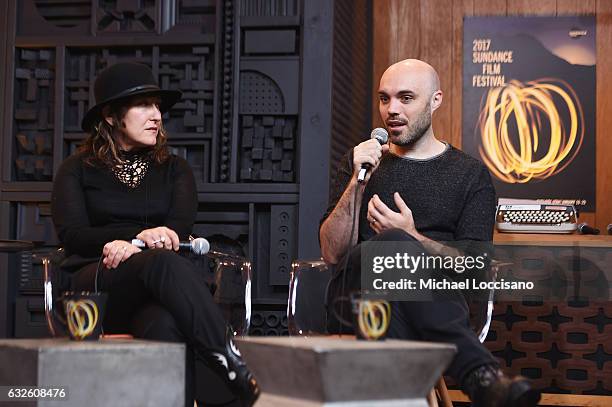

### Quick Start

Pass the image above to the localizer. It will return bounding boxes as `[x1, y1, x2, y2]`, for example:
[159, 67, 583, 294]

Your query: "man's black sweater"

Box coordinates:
[321, 144, 497, 243]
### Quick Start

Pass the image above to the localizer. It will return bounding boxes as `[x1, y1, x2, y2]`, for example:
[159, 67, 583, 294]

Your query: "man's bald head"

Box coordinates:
[381, 59, 440, 95]
[377, 59, 443, 147]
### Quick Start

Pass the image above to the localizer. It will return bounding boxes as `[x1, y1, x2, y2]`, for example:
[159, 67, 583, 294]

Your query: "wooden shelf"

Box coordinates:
[448, 389, 612, 406]
[494, 232, 612, 247]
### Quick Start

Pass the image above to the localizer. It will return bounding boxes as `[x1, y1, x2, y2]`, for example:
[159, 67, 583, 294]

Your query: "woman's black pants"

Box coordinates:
[71, 249, 232, 407]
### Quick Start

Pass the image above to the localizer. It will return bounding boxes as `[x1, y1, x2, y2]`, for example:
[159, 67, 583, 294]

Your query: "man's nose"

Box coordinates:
[387, 98, 401, 115]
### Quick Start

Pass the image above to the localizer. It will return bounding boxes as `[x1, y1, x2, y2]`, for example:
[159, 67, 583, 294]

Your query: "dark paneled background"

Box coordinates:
[0, 0, 373, 338]
[331, 0, 371, 180]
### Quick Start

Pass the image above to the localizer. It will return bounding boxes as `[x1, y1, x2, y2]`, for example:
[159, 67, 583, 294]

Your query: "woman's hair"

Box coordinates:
[79, 97, 169, 167]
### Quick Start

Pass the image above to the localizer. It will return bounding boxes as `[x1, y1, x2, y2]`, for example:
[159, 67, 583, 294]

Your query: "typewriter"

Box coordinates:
[495, 204, 578, 234]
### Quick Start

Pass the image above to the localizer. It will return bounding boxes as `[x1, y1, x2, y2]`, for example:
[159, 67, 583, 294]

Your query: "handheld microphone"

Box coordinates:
[577, 223, 600, 235]
[357, 128, 389, 183]
[131, 237, 210, 255]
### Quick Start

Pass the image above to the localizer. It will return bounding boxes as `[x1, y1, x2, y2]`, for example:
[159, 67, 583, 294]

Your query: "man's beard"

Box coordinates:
[392, 102, 432, 146]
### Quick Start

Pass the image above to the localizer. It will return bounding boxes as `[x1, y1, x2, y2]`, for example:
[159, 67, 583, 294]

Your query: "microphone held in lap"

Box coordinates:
[131, 237, 210, 255]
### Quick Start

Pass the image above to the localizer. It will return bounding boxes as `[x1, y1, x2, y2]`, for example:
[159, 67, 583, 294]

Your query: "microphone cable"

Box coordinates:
[334, 152, 364, 335]
[93, 255, 105, 336]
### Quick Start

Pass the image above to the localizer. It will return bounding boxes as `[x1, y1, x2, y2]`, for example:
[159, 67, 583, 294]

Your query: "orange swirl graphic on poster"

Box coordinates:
[477, 79, 584, 183]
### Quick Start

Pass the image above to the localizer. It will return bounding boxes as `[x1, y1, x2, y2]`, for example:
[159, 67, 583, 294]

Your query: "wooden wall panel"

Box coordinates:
[507, 0, 557, 15]
[371, 0, 391, 127]
[451, 0, 474, 148]
[556, 0, 598, 229]
[596, 0, 612, 232]
[556, 0, 596, 14]
[372, 0, 611, 231]
[473, 0, 506, 15]
[372, 0, 421, 126]
[420, 0, 453, 144]
[331, 0, 372, 174]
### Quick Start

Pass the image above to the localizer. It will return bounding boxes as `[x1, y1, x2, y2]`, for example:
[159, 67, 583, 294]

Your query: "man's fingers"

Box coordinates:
[371, 220, 382, 234]
[372, 194, 393, 216]
[393, 192, 410, 214]
[356, 154, 377, 168]
[368, 199, 384, 222]
[354, 139, 384, 174]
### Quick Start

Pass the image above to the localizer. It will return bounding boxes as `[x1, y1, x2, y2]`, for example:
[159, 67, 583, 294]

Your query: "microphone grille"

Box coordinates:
[370, 127, 389, 144]
[191, 238, 210, 255]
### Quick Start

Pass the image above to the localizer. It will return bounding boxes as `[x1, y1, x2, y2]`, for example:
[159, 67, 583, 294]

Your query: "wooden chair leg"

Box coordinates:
[435, 377, 453, 407]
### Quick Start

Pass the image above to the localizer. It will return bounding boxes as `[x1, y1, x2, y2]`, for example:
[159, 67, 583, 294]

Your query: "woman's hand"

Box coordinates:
[102, 240, 141, 269]
[136, 226, 180, 251]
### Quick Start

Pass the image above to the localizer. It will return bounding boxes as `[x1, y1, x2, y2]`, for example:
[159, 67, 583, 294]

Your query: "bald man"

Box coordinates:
[319, 60, 540, 407]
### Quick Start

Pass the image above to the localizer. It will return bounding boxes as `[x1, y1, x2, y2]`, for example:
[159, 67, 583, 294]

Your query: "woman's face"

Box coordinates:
[107, 95, 162, 151]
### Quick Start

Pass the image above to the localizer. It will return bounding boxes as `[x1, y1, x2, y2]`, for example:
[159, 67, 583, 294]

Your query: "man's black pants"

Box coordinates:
[326, 228, 498, 386]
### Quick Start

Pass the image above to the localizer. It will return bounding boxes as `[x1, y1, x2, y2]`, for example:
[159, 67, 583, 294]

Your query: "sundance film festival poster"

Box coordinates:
[462, 16, 596, 211]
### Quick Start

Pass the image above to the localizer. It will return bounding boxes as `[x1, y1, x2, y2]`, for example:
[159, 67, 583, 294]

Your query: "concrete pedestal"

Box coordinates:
[0, 338, 185, 407]
[236, 336, 456, 407]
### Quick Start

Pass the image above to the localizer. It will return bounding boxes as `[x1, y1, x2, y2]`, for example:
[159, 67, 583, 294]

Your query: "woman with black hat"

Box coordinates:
[51, 62, 259, 407]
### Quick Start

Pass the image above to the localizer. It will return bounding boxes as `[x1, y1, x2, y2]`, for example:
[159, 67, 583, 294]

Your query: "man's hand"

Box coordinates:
[102, 240, 141, 269]
[368, 193, 462, 258]
[352, 139, 389, 183]
[136, 226, 180, 251]
[367, 192, 418, 236]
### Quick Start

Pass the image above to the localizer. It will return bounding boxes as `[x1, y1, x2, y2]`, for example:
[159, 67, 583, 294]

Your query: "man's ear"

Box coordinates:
[102, 106, 113, 126]
[430, 90, 443, 113]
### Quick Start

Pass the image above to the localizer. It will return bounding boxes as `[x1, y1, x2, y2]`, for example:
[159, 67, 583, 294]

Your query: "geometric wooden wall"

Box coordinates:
[0, 0, 339, 337]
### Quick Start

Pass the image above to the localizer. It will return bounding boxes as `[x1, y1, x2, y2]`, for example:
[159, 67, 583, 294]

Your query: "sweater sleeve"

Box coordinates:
[454, 165, 497, 242]
[164, 156, 197, 239]
[51, 155, 142, 257]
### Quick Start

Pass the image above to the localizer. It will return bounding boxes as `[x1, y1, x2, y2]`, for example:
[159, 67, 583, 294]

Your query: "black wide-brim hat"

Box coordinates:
[81, 62, 182, 132]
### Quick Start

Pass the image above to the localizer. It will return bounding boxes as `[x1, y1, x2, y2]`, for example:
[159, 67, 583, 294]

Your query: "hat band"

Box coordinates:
[101, 84, 163, 105]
